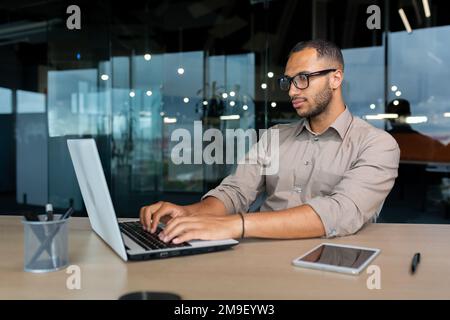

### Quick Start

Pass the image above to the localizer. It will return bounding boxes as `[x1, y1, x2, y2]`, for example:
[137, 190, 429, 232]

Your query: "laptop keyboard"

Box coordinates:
[119, 221, 191, 250]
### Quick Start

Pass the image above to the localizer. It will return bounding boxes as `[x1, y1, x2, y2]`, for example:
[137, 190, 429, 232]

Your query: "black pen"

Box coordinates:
[410, 252, 421, 274]
[60, 207, 74, 220]
[24, 211, 40, 222]
[46, 203, 54, 221]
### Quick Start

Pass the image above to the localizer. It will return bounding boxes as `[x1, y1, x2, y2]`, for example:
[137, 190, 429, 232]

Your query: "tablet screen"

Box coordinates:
[299, 244, 377, 269]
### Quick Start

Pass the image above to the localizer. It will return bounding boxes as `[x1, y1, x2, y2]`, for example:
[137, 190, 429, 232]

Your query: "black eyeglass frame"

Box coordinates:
[278, 68, 337, 91]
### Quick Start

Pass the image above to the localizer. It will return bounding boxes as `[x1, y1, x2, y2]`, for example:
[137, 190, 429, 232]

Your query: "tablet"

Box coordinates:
[292, 243, 380, 275]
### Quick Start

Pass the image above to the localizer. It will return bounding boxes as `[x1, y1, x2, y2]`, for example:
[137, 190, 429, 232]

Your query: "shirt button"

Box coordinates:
[314, 136, 319, 141]
[304, 160, 309, 165]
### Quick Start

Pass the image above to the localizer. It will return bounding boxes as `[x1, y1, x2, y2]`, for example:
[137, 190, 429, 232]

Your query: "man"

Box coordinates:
[140, 39, 400, 244]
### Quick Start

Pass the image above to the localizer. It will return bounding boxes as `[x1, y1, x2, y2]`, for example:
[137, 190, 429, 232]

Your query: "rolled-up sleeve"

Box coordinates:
[305, 131, 400, 238]
[201, 169, 264, 214]
[201, 128, 277, 214]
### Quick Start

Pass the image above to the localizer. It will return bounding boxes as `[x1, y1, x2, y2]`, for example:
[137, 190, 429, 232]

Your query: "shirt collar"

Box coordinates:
[295, 106, 353, 140]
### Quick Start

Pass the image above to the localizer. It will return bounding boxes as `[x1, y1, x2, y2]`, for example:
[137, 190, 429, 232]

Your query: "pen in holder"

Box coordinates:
[22, 209, 72, 273]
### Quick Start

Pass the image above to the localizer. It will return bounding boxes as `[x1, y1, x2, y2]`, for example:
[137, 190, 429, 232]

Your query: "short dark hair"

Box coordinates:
[289, 39, 344, 70]
[387, 99, 411, 116]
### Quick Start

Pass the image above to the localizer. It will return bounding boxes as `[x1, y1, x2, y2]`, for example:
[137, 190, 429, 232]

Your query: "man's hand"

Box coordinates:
[158, 215, 242, 244]
[140, 201, 192, 233]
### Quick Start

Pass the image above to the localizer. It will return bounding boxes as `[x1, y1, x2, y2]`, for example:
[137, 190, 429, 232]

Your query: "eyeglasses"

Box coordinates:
[278, 69, 337, 91]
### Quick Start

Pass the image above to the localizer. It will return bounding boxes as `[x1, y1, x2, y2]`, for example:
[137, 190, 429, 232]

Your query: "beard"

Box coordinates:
[297, 84, 333, 119]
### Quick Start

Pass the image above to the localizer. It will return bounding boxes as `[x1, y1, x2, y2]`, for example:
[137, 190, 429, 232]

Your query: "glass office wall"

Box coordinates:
[1, 0, 450, 223]
[342, 46, 385, 129]
[383, 25, 450, 220]
[0, 87, 14, 193]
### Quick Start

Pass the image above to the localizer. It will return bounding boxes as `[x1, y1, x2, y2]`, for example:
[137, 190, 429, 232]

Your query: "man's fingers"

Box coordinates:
[139, 206, 146, 226]
[162, 216, 194, 237]
[150, 205, 175, 233]
[143, 205, 154, 231]
[141, 202, 164, 231]
[139, 205, 151, 226]
[162, 222, 201, 243]
[139, 202, 191, 234]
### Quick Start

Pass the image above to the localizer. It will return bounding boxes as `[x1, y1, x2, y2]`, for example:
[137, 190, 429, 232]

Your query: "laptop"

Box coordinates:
[67, 138, 239, 261]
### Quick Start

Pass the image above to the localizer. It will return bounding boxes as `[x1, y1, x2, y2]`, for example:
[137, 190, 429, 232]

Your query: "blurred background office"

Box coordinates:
[1, 0, 450, 223]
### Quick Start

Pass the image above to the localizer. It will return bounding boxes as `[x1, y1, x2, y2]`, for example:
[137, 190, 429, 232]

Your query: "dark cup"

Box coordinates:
[118, 291, 181, 300]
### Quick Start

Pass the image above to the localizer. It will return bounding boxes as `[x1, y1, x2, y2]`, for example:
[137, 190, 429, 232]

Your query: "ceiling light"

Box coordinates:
[398, 8, 412, 33]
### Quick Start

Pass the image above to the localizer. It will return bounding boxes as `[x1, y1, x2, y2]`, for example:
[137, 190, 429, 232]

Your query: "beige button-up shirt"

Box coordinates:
[202, 107, 400, 238]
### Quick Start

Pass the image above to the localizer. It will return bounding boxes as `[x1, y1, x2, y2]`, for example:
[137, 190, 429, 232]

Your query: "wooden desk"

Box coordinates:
[1, 216, 450, 299]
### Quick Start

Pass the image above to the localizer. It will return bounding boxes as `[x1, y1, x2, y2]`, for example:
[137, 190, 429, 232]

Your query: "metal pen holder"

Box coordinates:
[22, 214, 69, 273]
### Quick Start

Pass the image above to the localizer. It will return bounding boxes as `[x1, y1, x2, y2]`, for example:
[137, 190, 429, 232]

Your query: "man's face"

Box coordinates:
[284, 48, 335, 118]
